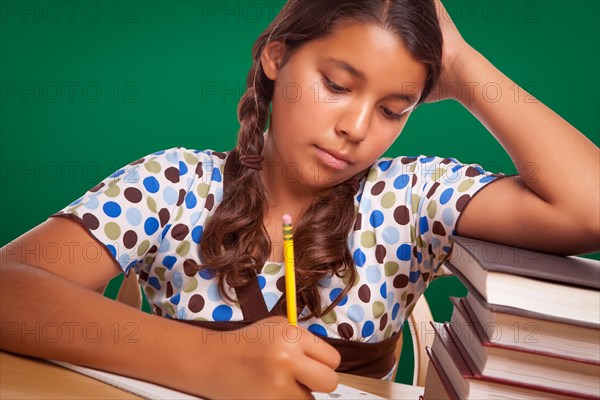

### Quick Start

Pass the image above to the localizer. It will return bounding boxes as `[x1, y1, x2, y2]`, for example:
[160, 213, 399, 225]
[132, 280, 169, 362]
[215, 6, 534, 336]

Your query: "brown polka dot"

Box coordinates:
[353, 213, 362, 231]
[82, 213, 100, 230]
[205, 194, 215, 211]
[159, 208, 170, 227]
[139, 270, 149, 282]
[183, 259, 201, 277]
[465, 166, 481, 177]
[405, 293, 415, 307]
[129, 157, 145, 166]
[379, 313, 388, 331]
[148, 245, 158, 254]
[338, 323, 354, 340]
[422, 272, 431, 282]
[456, 194, 471, 212]
[358, 284, 371, 303]
[164, 167, 180, 184]
[276, 276, 286, 292]
[375, 245, 386, 263]
[124, 187, 142, 203]
[154, 305, 162, 316]
[412, 246, 418, 258]
[166, 281, 173, 298]
[394, 206, 410, 225]
[393, 274, 409, 288]
[177, 189, 186, 206]
[432, 221, 446, 236]
[401, 157, 417, 164]
[123, 230, 138, 249]
[171, 224, 189, 240]
[426, 182, 440, 199]
[195, 162, 203, 178]
[212, 152, 227, 159]
[371, 181, 386, 196]
[411, 174, 417, 187]
[441, 158, 451, 165]
[90, 182, 105, 193]
[189, 294, 205, 312]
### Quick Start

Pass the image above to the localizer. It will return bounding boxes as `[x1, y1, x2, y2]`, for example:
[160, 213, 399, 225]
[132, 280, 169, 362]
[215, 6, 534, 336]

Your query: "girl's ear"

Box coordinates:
[260, 40, 287, 80]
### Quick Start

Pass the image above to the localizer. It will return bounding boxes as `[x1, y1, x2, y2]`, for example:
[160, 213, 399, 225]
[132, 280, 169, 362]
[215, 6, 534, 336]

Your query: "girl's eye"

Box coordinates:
[382, 107, 403, 121]
[322, 76, 348, 93]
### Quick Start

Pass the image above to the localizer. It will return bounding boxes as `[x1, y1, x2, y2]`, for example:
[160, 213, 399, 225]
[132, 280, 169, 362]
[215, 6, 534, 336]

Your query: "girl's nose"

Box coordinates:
[335, 101, 371, 143]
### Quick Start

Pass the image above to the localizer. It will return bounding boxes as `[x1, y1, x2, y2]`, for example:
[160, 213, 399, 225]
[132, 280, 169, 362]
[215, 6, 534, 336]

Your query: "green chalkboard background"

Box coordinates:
[1, 0, 598, 385]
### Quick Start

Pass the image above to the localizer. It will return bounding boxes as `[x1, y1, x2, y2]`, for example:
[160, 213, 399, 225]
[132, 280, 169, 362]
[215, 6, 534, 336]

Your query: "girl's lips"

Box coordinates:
[315, 146, 350, 170]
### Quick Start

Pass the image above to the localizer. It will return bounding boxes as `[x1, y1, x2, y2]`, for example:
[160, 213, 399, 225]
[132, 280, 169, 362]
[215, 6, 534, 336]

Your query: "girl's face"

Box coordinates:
[261, 21, 428, 193]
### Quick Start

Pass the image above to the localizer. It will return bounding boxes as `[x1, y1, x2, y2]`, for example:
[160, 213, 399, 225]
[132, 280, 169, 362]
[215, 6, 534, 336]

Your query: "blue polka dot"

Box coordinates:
[212, 305, 232, 321]
[158, 238, 170, 253]
[199, 268, 215, 280]
[417, 252, 422, 263]
[143, 177, 160, 193]
[393, 174, 410, 190]
[380, 282, 387, 299]
[357, 193, 362, 202]
[191, 226, 203, 244]
[212, 167, 222, 182]
[106, 244, 116, 257]
[257, 275, 266, 290]
[166, 151, 179, 164]
[386, 292, 394, 309]
[163, 187, 178, 205]
[409, 270, 421, 283]
[263, 292, 279, 311]
[385, 164, 401, 179]
[431, 237, 441, 250]
[442, 208, 454, 226]
[475, 165, 485, 174]
[329, 288, 348, 306]
[190, 212, 202, 225]
[419, 216, 429, 234]
[103, 201, 121, 218]
[308, 324, 327, 337]
[172, 271, 183, 289]
[177, 308, 187, 319]
[161, 224, 172, 240]
[396, 244, 412, 261]
[366, 265, 381, 284]
[207, 283, 221, 301]
[353, 249, 366, 267]
[126, 208, 142, 226]
[419, 156, 435, 163]
[163, 255, 177, 270]
[170, 293, 180, 305]
[369, 210, 384, 228]
[392, 303, 400, 320]
[360, 198, 372, 213]
[152, 150, 165, 155]
[109, 169, 125, 178]
[480, 175, 496, 183]
[378, 160, 392, 171]
[148, 277, 161, 290]
[451, 164, 463, 173]
[125, 260, 137, 274]
[362, 321, 375, 338]
[178, 161, 188, 175]
[215, 187, 223, 203]
[318, 276, 332, 288]
[185, 192, 197, 209]
[382, 226, 399, 244]
[348, 305, 365, 322]
[118, 253, 130, 267]
[144, 217, 159, 235]
[84, 196, 99, 210]
[440, 188, 454, 205]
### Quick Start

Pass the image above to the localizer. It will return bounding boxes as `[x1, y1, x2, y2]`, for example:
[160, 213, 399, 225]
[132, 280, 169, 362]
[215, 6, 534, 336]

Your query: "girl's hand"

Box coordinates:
[204, 316, 341, 399]
[423, 0, 475, 103]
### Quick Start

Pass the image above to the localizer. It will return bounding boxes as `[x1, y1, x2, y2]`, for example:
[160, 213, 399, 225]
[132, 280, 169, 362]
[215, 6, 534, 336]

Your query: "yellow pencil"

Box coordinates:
[282, 214, 297, 326]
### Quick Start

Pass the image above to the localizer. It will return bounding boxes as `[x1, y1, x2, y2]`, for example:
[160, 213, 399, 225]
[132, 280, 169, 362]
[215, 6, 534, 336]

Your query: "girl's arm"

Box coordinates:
[429, 0, 599, 255]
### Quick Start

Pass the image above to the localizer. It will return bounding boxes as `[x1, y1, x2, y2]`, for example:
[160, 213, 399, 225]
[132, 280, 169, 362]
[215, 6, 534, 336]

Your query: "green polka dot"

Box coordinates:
[401, 291, 408, 301]
[175, 207, 184, 221]
[196, 183, 210, 198]
[384, 261, 399, 276]
[67, 203, 85, 213]
[410, 225, 415, 242]
[417, 235, 425, 248]
[411, 194, 420, 213]
[458, 179, 475, 192]
[183, 278, 198, 293]
[144, 160, 161, 173]
[367, 169, 379, 182]
[384, 325, 393, 339]
[144, 255, 155, 265]
[405, 303, 416, 318]
[183, 152, 198, 165]
[105, 182, 120, 197]
[263, 263, 281, 275]
[321, 309, 337, 324]
[372, 301, 385, 318]
[427, 200, 437, 219]
[408, 164, 416, 173]
[360, 231, 376, 248]
[137, 240, 150, 257]
[70, 210, 80, 217]
[154, 267, 166, 281]
[145, 286, 155, 299]
[104, 222, 121, 240]
[162, 302, 175, 315]
[176, 241, 190, 257]
[192, 317, 208, 321]
[147, 196, 157, 213]
[381, 192, 396, 208]
[431, 168, 445, 182]
[342, 271, 359, 288]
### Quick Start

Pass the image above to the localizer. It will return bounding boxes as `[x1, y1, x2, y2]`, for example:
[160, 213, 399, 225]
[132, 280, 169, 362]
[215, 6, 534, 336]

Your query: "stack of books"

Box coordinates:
[422, 235, 600, 399]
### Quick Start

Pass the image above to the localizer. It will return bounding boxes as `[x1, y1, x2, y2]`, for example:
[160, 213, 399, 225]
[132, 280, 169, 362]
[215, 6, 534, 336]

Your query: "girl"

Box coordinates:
[1, 0, 598, 398]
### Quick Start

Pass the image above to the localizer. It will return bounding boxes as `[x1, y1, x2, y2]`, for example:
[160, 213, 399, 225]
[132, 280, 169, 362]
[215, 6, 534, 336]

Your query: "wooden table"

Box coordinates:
[1, 351, 424, 399]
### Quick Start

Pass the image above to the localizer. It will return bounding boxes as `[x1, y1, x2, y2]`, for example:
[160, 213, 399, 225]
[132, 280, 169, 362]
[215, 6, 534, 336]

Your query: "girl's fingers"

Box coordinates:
[294, 355, 340, 394]
[300, 330, 341, 370]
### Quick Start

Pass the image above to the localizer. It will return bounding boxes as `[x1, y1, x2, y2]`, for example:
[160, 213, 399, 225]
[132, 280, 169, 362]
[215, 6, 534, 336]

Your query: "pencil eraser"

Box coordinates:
[282, 214, 292, 224]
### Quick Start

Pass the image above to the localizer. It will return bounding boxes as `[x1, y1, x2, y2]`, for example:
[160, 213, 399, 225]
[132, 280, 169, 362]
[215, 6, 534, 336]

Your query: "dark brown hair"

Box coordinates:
[198, 0, 442, 320]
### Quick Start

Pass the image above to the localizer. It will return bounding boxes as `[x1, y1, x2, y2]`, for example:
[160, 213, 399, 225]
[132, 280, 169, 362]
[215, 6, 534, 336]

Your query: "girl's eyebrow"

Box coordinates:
[325, 56, 417, 104]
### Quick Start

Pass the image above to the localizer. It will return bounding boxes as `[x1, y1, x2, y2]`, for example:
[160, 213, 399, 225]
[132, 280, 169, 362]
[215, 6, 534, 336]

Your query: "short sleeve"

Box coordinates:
[50, 147, 199, 275]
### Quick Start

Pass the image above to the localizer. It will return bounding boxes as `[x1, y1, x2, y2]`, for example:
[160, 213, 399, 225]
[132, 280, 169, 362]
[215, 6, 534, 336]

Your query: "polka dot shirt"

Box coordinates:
[51, 147, 505, 374]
